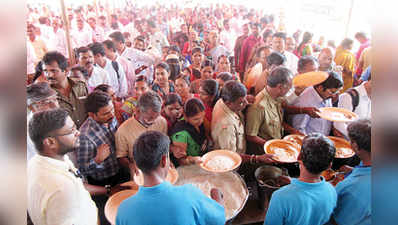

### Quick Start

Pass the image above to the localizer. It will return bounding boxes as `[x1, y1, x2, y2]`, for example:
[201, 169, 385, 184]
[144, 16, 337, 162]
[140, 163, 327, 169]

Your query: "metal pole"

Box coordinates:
[345, 0, 355, 37]
[59, 0, 76, 65]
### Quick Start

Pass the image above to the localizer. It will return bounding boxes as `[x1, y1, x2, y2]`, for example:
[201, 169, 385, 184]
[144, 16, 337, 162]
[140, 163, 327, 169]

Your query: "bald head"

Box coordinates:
[318, 47, 335, 71]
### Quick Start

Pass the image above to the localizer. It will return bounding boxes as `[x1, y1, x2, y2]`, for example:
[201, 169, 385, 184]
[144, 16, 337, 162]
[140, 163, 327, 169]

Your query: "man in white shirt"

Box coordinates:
[28, 108, 98, 225]
[334, 80, 371, 138]
[103, 40, 136, 97]
[88, 16, 105, 43]
[51, 19, 68, 57]
[109, 32, 156, 83]
[146, 20, 169, 53]
[219, 19, 237, 54]
[89, 42, 128, 98]
[272, 32, 298, 74]
[72, 17, 93, 48]
[77, 46, 110, 92]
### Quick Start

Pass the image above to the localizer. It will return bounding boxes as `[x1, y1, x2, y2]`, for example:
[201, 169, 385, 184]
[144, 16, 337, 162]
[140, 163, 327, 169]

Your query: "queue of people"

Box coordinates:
[27, 2, 371, 225]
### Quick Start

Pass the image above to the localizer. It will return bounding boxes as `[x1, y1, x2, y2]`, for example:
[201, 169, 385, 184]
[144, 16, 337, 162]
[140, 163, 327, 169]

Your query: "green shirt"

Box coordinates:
[171, 130, 202, 157]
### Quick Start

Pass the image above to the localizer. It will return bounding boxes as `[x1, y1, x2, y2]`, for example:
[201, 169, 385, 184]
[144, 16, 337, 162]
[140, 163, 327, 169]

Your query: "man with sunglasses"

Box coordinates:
[28, 108, 98, 225]
[291, 71, 343, 135]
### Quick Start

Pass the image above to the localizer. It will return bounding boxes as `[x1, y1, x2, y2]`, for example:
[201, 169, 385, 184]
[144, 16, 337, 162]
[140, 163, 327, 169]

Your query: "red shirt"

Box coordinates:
[239, 34, 262, 73]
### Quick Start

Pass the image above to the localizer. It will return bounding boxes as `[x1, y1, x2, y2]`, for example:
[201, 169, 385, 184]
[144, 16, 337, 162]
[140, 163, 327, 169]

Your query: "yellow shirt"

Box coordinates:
[30, 38, 47, 61]
[28, 155, 98, 225]
[115, 116, 168, 159]
[246, 88, 284, 140]
[359, 47, 372, 72]
[211, 99, 246, 154]
[334, 47, 356, 92]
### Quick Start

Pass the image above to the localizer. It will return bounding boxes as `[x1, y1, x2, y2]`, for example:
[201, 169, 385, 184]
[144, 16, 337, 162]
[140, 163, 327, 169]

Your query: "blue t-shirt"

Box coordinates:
[264, 177, 337, 225]
[116, 181, 225, 225]
[333, 166, 371, 225]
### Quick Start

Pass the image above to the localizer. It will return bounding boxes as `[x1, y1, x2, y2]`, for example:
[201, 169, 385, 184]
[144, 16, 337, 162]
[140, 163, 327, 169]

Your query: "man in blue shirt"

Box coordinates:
[330, 119, 371, 225]
[116, 131, 226, 225]
[264, 133, 337, 225]
[291, 71, 343, 135]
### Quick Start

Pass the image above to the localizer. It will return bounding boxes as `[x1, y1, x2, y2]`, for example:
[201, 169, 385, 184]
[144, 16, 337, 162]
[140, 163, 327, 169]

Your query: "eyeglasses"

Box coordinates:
[50, 125, 78, 137]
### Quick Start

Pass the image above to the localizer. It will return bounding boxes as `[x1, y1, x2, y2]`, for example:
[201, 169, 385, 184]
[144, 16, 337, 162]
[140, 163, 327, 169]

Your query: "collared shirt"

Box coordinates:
[264, 177, 337, 225]
[282, 50, 299, 74]
[91, 26, 105, 42]
[219, 29, 237, 53]
[234, 34, 248, 70]
[239, 34, 261, 72]
[28, 154, 98, 225]
[333, 166, 371, 225]
[115, 116, 167, 159]
[246, 88, 284, 141]
[71, 26, 93, 48]
[98, 58, 128, 98]
[334, 83, 371, 138]
[86, 65, 111, 93]
[54, 78, 88, 128]
[116, 55, 136, 96]
[120, 47, 155, 83]
[291, 86, 332, 135]
[77, 117, 120, 181]
[211, 99, 246, 154]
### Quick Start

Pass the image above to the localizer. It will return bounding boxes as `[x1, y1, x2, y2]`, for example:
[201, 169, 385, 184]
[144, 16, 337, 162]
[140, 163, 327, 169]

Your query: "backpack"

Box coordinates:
[332, 88, 360, 111]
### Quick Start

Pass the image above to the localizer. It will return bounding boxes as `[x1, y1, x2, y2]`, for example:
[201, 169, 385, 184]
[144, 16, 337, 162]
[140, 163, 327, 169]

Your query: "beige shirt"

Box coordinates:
[246, 88, 284, 140]
[115, 116, 167, 158]
[28, 155, 98, 225]
[211, 99, 246, 154]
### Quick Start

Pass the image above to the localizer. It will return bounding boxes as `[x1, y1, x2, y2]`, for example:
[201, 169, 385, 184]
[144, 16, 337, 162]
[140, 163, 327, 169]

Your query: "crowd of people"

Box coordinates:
[27, 2, 371, 225]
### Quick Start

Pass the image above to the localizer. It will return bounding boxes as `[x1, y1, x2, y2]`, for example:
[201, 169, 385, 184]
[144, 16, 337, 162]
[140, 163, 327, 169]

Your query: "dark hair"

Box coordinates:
[123, 32, 131, 39]
[138, 91, 163, 113]
[109, 31, 125, 43]
[267, 67, 293, 88]
[327, 40, 336, 48]
[201, 79, 219, 97]
[201, 59, 214, 70]
[85, 91, 112, 114]
[156, 62, 170, 74]
[168, 45, 181, 54]
[184, 98, 205, 117]
[267, 52, 286, 67]
[341, 38, 354, 49]
[300, 133, 336, 174]
[28, 108, 69, 153]
[315, 71, 343, 90]
[76, 46, 92, 56]
[27, 82, 56, 105]
[298, 55, 318, 73]
[135, 35, 146, 43]
[256, 46, 271, 57]
[102, 40, 116, 52]
[38, 16, 47, 25]
[347, 119, 371, 153]
[191, 47, 204, 56]
[132, 131, 170, 174]
[42, 51, 68, 71]
[89, 42, 106, 56]
[262, 29, 274, 42]
[166, 60, 181, 81]
[217, 54, 229, 63]
[221, 81, 247, 103]
[216, 72, 234, 82]
[164, 93, 183, 106]
[176, 74, 191, 86]
[93, 84, 111, 93]
[297, 31, 313, 53]
[273, 32, 287, 41]
[135, 75, 149, 84]
[354, 32, 367, 39]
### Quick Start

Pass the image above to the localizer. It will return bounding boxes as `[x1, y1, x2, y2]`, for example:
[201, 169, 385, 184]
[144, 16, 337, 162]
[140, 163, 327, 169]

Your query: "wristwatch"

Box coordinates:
[105, 185, 111, 195]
